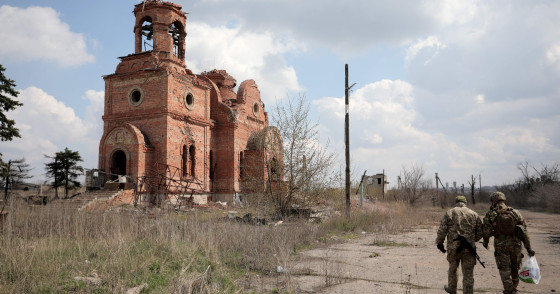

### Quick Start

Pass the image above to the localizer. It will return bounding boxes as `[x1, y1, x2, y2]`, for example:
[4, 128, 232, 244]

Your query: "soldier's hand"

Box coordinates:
[527, 249, 535, 256]
[437, 243, 446, 253]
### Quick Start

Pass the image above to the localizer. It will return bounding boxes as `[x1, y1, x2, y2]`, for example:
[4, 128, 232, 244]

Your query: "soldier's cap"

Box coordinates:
[490, 191, 506, 202]
[455, 195, 467, 203]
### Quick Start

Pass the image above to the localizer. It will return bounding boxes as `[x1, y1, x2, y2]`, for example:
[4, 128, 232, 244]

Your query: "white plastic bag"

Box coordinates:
[519, 256, 541, 284]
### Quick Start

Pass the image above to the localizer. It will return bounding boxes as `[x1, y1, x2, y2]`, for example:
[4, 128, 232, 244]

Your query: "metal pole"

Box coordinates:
[345, 64, 351, 218]
[360, 181, 363, 206]
[435, 172, 438, 207]
[382, 169, 385, 200]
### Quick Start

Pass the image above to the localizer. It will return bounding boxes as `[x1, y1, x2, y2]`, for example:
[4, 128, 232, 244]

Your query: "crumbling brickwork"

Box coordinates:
[98, 0, 276, 202]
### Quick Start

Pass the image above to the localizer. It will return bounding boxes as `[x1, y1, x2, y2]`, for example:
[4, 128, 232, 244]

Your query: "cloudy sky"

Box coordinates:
[1, 0, 559, 188]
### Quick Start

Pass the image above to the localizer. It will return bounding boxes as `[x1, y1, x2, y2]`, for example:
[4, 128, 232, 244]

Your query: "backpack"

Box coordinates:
[495, 207, 517, 236]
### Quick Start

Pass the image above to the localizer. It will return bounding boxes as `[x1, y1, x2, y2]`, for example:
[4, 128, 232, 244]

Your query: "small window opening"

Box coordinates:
[209, 150, 215, 181]
[253, 102, 260, 115]
[270, 157, 279, 178]
[131, 90, 141, 103]
[185, 92, 194, 109]
[141, 18, 153, 51]
[378, 178, 382, 185]
[181, 145, 188, 177]
[168, 22, 182, 58]
[189, 145, 196, 176]
[239, 151, 244, 179]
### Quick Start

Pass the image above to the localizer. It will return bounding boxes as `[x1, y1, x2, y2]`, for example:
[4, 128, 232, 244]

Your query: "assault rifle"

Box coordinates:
[454, 235, 486, 268]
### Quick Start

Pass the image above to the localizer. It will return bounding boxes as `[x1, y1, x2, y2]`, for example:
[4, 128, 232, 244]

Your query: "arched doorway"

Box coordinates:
[111, 150, 127, 179]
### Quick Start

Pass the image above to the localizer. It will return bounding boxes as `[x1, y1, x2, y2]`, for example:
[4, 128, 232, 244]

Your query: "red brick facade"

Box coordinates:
[98, 0, 280, 202]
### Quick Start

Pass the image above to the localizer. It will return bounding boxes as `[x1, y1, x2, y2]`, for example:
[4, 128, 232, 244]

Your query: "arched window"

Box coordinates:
[168, 21, 185, 59]
[189, 145, 196, 176]
[181, 145, 188, 177]
[270, 157, 279, 178]
[209, 150, 214, 181]
[239, 151, 244, 179]
[140, 17, 153, 51]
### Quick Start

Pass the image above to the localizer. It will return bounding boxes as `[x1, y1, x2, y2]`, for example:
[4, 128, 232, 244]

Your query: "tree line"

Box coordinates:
[0, 64, 84, 210]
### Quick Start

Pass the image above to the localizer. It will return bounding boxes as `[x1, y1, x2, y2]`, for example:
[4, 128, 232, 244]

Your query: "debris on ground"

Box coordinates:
[73, 271, 101, 286]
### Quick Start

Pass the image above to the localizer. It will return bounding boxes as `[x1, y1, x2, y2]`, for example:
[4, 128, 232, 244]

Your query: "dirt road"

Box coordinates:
[287, 210, 560, 293]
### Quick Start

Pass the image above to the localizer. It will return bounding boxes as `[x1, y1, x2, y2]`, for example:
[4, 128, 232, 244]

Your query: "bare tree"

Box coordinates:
[397, 163, 432, 205]
[1, 158, 32, 212]
[267, 94, 336, 216]
[533, 162, 560, 184]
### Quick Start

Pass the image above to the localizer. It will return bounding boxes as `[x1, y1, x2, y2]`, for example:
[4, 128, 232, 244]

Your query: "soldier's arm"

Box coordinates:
[436, 213, 450, 245]
[482, 211, 494, 247]
[474, 215, 483, 242]
[516, 212, 534, 255]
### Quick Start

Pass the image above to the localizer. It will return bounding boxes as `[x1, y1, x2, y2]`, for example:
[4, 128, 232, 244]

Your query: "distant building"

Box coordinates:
[363, 173, 389, 199]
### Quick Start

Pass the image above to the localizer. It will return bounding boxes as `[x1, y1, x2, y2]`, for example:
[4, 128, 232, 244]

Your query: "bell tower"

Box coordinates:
[133, 0, 186, 61]
[99, 0, 201, 184]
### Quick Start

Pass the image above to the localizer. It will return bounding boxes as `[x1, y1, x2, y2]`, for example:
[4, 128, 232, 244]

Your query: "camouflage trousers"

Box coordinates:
[494, 245, 523, 294]
[447, 247, 476, 294]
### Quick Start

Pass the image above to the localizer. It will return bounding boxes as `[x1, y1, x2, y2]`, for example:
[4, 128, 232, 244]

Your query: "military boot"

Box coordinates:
[444, 285, 457, 294]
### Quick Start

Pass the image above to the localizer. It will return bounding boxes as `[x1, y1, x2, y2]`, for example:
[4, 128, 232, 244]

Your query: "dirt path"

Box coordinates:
[287, 210, 560, 293]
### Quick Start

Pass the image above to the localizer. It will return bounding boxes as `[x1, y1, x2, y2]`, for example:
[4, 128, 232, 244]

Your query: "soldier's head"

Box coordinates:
[490, 192, 506, 204]
[455, 195, 467, 204]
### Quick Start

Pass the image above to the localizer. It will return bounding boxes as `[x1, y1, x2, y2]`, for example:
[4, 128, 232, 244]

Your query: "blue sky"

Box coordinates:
[1, 0, 559, 188]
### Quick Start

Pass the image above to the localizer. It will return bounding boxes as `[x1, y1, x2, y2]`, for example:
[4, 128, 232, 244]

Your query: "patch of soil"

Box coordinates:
[285, 209, 560, 293]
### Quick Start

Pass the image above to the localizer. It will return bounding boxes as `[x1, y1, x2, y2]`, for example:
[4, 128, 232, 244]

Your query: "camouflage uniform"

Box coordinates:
[483, 192, 534, 294]
[436, 196, 483, 294]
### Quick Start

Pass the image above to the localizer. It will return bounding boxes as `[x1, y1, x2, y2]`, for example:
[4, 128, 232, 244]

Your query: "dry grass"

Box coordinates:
[322, 201, 441, 235]
[1, 196, 449, 293]
[0, 200, 323, 293]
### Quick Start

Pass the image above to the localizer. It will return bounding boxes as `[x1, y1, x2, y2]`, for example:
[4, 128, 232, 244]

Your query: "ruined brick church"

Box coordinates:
[97, 0, 281, 202]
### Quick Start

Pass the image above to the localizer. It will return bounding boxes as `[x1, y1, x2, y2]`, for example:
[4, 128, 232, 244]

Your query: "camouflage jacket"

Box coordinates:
[436, 202, 483, 251]
[482, 202, 532, 249]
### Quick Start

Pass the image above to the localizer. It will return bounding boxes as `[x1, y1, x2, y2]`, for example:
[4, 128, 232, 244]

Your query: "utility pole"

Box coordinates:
[435, 172, 438, 207]
[345, 64, 352, 218]
[382, 169, 386, 200]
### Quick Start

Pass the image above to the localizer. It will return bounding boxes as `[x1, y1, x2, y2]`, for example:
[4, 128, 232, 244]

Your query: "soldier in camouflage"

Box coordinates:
[483, 192, 535, 294]
[436, 195, 483, 294]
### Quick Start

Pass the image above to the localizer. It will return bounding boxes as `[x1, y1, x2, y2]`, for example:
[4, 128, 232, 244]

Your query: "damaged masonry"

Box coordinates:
[87, 0, 283, 207]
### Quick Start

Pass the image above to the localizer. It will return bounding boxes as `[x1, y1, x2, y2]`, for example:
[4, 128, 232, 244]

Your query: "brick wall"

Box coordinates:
[98, 1, 279, 202]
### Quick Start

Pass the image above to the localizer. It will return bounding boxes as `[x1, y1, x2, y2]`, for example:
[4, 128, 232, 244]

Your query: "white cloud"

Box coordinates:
[180, 0, 445, 55]
[0, 5, 94, 67]
[83, 89, 104, 133]
[405, 36, 447, 64]
[362, 130, 383, 145]
[2, 87, 103, 181]
[313, 78, 560, 186]
[428, 0, 481, 26]
[546, 45, 560, 70]
[186, 22, 303, 103]
[476, 94, 485, 104]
